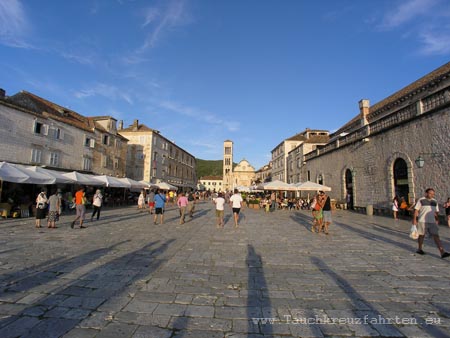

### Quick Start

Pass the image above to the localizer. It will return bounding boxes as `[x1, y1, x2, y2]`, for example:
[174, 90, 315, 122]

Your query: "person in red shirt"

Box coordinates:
[71, 187, 87, 229]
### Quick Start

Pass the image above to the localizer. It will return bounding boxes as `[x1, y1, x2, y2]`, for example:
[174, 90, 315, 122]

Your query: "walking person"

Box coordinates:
[229, 188, 243, 228]
[177, 192, 188, 224]
[270, 191, 276, 212]
[413, 188, 449, 258]
[47, 190, 60, 229]
[71, 187, 87, 229]
[392, 196, 399, 220]
[138, 190, 146, 211]
[318, 191, 332, 234]
[35, 189, 48, 228]
[311, 194, 323, 233]
[153, 189, 166, 225]
[214, 192, 226, 228]
[147, 189, 155, 214]
[91, 189, 103, 221]
[187, 190, 196, 218]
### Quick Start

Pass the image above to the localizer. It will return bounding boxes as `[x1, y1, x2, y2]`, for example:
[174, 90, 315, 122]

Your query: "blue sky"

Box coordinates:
[1, 0, 449, 169]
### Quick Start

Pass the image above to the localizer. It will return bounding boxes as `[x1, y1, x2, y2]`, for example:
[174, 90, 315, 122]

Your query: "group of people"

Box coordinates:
[212, 188, 243, 228]
[34, 187, 104, 229]
[309, 191, 332, 235]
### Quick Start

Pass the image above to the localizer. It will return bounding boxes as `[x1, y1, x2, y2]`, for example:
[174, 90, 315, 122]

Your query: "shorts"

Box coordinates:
[76, 204, 86, 220]
[48, 211, 59, 222]
[148, 202, 155, 207]
[417, 222, 439, 236]
[232, 208, 241, 214]
[155, 208, 164, 215]
[323, 210, 332, 223]
[216, 209, 224, 218]
[312, 210, 323, 220]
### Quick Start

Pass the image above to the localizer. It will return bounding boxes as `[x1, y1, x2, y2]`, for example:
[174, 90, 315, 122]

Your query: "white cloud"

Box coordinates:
[74, 83, 133, 105]
[159, 100, 240, 132]
[378, 0, 438, 30]
[139, 0, 190, 51]
[419, 29, 450, 55]
[0, 0, 33, 48]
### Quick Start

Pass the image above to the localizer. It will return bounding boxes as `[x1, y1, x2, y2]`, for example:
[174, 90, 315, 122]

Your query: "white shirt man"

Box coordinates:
[229, 189, 243, 228]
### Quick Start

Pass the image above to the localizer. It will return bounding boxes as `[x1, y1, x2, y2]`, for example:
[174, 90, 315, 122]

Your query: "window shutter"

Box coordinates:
[42, 125, 49, 135]
[90, 139, 95, 148]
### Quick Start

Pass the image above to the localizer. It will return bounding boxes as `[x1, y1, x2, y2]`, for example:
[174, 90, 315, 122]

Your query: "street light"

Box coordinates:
[415, 156, 425, 168]
[414, 153, 442, 168]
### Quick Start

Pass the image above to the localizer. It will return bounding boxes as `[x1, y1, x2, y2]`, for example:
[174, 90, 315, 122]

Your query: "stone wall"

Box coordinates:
[302, 107, 450, 208]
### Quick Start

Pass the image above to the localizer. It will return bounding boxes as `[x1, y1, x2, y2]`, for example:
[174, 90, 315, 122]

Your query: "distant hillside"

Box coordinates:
[196, 159, 223, 178]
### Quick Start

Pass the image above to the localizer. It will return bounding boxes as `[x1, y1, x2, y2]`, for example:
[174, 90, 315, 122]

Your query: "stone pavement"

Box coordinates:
[0, 201, 449, 338]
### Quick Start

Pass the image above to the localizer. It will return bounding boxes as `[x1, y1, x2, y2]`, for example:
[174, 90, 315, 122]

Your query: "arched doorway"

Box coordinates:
[393, 158, 409, 200]
[345, 169, 353, 209]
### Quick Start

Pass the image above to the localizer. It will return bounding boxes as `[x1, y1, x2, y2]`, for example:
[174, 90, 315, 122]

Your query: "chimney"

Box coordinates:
[359, 99, 370, 126]
[132, 119, 139, 131]
[118, 120, 123, 130]
[0, 88, 5, 99]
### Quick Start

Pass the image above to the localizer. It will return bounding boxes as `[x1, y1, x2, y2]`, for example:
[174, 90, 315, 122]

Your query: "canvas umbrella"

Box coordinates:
[61, 171, 104, 186]
[0, 162, 30, 183]
[12, 164, 56, 185]
[262, 180, 297, 191]
[294, 181, 331, 192]
[95, 175, 131, 188]
[139, 180, 158, 189]
[27, 166, 76, 184]
[157, 182, 178, 191]
[117, 177, 147, 189]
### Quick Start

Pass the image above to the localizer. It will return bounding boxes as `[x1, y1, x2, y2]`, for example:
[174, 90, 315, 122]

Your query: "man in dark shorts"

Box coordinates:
[153, 189, 166, 225]
[229, 188, 243, 228]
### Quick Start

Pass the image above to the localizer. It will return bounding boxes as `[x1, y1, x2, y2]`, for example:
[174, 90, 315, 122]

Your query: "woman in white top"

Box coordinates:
[138, 190, 146, 211]
[91, 189, 103, 221]
[35, 190, 48, 228]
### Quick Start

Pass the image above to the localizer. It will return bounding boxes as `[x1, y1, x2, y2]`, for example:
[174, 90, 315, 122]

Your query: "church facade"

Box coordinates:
[222, 140, 256, 191]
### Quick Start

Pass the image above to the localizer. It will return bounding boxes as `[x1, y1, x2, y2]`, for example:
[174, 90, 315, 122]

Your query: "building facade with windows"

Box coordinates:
[286, 133, 329, 184]
[119, 120, 196, 190]
[88, 117, 128, 177]
[302, 62, 450, 210]
[0, 91, 96, 172]
[255, 162, 272, 184]
[199, 176, 223, 192]
[271, 129, 329, 182]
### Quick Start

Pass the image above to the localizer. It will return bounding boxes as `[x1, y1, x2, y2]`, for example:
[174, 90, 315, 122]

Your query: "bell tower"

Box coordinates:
[223, 140, 233, 191]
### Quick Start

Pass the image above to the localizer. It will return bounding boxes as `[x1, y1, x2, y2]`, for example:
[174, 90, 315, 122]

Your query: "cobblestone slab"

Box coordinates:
[0, 203, 449, 337]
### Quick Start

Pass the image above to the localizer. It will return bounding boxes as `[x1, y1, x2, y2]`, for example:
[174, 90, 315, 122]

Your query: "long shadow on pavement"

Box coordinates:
[246, 244, 273, 337]
[333, 221, 444, 259]
[0, 240, 130, 295]
[311, 256, 448, 338]
[0, 239, 175, 338]
[290, 211, 314, 231]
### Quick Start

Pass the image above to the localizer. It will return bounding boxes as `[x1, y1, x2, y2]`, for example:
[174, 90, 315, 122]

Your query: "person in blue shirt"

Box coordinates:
[154, 189, 167, 225]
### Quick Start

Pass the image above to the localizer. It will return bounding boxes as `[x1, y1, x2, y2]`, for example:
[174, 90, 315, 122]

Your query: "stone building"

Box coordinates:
[199, 176, 223, 192]
[255, 162, 272, 183]
[87, 116, 128, 177]
[223, 140, 233, 191]
[0, 90, 96, 172]
[287, 132, 330, 184]
[271, 129, 329, 182]
[232, 159, 256, 188]
[302, 61, 450, 210]
[119, 120, 196, 190]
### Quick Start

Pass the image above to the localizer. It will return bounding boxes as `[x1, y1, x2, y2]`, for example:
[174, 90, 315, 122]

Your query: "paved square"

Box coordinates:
[0, 201, 449, 337]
